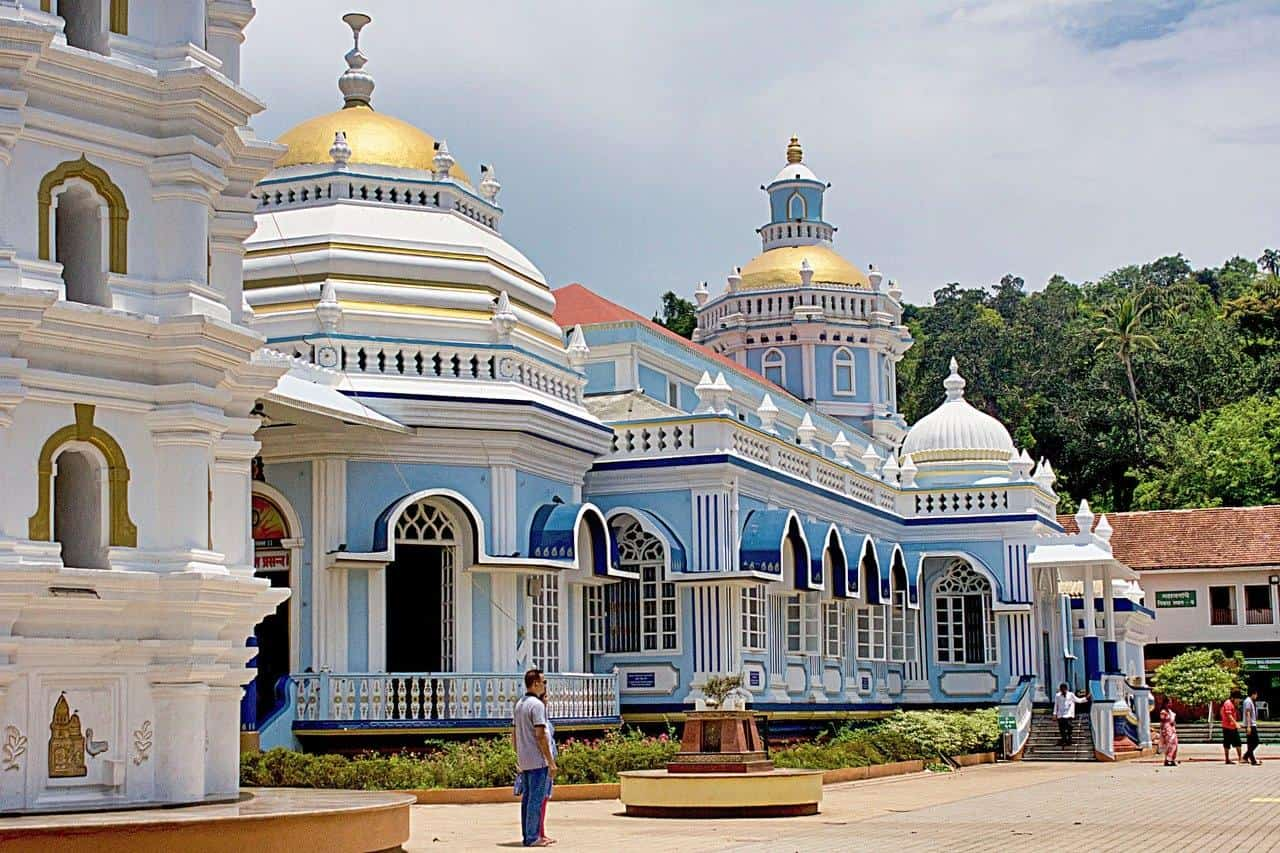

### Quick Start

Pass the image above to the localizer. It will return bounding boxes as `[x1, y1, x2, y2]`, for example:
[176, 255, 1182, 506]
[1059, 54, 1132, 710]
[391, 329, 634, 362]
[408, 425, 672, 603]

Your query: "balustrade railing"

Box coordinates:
[284, 340, 583, 404]
[292, 671, 620, 724]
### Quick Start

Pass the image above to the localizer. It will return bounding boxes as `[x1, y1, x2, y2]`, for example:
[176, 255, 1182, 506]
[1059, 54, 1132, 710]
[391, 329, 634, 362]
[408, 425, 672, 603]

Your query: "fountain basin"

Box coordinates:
[619, 768, 822, 818]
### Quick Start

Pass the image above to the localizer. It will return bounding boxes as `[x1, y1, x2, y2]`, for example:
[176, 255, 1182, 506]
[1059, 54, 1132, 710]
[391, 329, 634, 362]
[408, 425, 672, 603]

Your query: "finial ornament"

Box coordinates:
[786, 135, 803, 164]
[479, 164, 501, 201]
[796, 412, 817, 448]
[316, 279, 342, 332]
[329, 131, 351, 168]
[756, 393, 779, 433]
[943, 357, 966, 401]
[566, 325, 589, 368]
[491, 290, 517, 340]
[338, 13, 375, 108]
[799, 258, 814, 287]
[433, 140, 455, 181]
[694, 280, 709, 307]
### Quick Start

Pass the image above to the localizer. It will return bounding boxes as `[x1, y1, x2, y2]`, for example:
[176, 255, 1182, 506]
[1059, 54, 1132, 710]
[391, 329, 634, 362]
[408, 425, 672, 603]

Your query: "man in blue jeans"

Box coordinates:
[513, 668, 557, 847]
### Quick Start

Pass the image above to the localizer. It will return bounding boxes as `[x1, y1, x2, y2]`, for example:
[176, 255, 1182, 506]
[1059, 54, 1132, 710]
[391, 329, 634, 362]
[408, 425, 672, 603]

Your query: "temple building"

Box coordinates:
[234, 13, 1156, 763]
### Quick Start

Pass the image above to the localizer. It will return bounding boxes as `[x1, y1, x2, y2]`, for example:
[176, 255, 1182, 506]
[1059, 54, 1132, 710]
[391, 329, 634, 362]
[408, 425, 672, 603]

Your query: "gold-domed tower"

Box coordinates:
[691, 138, 912, 444]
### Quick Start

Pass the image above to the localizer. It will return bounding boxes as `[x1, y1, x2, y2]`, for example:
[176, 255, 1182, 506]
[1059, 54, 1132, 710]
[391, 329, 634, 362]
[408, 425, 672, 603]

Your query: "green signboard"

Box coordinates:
[998, 715, 1017, 732]
[1155, 590, 1196, 608]
[1245, 658, 1280, 673]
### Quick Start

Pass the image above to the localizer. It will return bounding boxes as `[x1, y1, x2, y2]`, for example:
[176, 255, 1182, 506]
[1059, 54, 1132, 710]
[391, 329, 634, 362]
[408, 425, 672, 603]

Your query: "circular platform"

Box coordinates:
[619, 768, 823, 818]
[0, 788, 413, 853]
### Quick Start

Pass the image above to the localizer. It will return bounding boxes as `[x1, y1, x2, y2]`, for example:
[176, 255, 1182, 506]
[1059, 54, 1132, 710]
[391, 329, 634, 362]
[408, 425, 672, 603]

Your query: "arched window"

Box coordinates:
[388, 500, 459, 672]
[883, 359, 896, 408]
[762, 348, 785, 386]
[787, 191, 807, 220]
[29, 403, 135, 561]
[934, 560, 996, 665]
[604, 516, 676, 653]
[833, 347, 855, 395]
[53, 445, 107, 569]
[38, 156, 128, 307]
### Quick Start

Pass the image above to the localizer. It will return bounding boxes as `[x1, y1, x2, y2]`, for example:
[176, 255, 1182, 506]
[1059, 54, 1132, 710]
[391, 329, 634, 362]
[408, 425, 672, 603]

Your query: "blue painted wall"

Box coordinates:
[345, 460, 491, 553]
[813, 345, 870, 403]
[583, 360, 616, 395]
[263, 461, 313, 670]
[348, 571, 368, 670]
[768, 184, 824, 223]
[638, 363, 667, 403]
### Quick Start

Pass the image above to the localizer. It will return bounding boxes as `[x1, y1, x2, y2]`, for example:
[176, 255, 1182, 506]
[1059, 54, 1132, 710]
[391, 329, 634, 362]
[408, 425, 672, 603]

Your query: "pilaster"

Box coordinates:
[150, 683, 209, 803]
[311, 457, 347, 670]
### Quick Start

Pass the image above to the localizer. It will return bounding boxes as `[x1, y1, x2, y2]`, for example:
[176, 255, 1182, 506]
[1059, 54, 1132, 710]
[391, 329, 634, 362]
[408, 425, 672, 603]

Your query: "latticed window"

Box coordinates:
[605, 518, 676, 653]
[584, 585, 605, 654]
[934, 560, 996, 665]
[395, 502, 456, 543]
[823, 601, 844, 659]
[856, 604, 886, 660]
[531, 575, 560, 672]
[741, 584, 767, 651]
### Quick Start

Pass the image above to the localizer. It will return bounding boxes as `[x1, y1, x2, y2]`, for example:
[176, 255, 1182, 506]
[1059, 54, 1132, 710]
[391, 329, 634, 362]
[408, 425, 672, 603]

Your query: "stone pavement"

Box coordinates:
[405, 745, 1280, 851]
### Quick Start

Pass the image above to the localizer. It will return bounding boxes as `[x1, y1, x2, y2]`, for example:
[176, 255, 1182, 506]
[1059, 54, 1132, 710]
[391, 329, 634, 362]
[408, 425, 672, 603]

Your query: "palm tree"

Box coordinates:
[1095, 295, 1159, 450]
[1260, 248, 1280, 278]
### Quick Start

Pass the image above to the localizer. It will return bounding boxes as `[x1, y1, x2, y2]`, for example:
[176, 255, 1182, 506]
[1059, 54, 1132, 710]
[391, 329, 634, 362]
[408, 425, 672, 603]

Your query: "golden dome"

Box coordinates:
[274, 105, 471, 183]
[738, 245, 869, 289]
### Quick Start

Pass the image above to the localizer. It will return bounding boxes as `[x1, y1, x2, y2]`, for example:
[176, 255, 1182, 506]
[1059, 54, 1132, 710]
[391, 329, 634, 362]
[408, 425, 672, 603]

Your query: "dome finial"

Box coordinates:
[943, 357, 965, 401]
[786, 135, 803, 164]
[339, 12, 375, 108]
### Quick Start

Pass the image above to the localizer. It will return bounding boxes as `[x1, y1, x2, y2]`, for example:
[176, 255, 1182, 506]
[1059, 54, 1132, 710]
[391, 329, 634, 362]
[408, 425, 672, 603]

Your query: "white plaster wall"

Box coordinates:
[1140, 568, 1280, 646]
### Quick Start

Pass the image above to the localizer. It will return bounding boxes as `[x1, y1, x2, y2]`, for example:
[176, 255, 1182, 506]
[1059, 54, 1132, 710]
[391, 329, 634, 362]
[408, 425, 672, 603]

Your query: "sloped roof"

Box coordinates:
[552, 283, 789, 398]
[1058, 505, 1280, 571]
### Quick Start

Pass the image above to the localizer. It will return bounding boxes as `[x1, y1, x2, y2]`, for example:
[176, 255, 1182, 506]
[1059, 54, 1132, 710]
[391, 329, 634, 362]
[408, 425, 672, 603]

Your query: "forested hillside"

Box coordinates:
[655, 251, 1280, 512]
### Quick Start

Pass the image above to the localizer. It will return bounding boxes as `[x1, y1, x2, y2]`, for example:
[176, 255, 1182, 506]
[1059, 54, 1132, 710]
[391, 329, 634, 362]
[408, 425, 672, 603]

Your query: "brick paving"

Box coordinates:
[405, 745, 1280, 851]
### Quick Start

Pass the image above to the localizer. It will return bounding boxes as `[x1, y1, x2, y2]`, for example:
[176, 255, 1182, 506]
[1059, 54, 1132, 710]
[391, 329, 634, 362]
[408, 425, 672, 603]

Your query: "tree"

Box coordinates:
[653, 291, 697, 340]
[1151, 648, 1245, 716]
[1259, 248, 1280, 278]
[1094, 294, 1159, 450]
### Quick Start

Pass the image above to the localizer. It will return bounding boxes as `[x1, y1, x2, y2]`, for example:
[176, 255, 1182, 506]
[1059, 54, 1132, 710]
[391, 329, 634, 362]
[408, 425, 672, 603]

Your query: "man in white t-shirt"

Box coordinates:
[513, 668, 557, 847]
[1053, 682, 1089, 747]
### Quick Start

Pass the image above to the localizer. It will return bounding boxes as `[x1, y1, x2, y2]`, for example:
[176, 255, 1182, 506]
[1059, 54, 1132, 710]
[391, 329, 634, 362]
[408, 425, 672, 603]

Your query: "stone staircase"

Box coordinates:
[1023, 711, 1095, 761]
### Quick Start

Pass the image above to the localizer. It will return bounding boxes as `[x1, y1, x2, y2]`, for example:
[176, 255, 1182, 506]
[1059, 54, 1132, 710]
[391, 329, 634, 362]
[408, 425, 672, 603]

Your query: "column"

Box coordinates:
[1081, 564, 1099, 683]
[1102, 565, 1118, 674]
[489, 465, 519, 671]
[211, 429, 258, 575]
[205, 686, 242, 797]
[151, 683, 210, 803]
[147, 410, 219, 571]
[311, 458, 347, 670]
[204, 0, 254, 84]
[208, 210, 254, 323]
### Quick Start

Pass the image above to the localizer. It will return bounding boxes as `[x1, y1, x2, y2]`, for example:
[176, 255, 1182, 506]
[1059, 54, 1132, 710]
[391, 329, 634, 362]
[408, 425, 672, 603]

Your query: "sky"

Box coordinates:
[242, 0, 1280, 312]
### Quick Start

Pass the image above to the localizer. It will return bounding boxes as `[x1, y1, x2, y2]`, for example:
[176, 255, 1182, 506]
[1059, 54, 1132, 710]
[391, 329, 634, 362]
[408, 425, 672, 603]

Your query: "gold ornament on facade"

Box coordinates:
[786, 135, 803, 164]
[47, 694, 86, 779]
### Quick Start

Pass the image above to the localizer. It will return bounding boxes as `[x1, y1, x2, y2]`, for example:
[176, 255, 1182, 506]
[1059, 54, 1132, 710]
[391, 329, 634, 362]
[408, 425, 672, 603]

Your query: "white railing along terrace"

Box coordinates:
[605, 414, 1054, 519]
[255, 176, 499, 230]
[284, 340, 584, 404]
[293, 672, 620, 724]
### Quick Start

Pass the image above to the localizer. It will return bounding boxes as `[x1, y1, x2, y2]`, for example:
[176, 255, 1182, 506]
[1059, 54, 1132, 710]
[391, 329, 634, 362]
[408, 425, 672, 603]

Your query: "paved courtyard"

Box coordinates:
[406, 745, 1280, 851]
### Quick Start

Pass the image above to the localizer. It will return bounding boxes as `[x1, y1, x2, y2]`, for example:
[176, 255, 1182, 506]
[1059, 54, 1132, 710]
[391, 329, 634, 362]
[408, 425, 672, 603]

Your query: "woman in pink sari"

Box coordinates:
[1160, 701, 1179, 766]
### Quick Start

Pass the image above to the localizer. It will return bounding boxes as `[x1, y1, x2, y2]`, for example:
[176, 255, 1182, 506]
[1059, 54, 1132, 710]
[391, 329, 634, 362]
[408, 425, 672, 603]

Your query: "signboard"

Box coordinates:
[1245, 658, 1280, 673]
[748, 670, 761, 688]
[626, 672, 656, 689]
[1155, 590, 1196, 609]
[998, 715, 1017, 732]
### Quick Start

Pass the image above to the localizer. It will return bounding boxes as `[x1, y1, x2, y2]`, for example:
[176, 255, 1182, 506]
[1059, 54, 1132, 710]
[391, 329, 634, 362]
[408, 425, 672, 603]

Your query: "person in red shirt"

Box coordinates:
[1222, 690, 1243, 765]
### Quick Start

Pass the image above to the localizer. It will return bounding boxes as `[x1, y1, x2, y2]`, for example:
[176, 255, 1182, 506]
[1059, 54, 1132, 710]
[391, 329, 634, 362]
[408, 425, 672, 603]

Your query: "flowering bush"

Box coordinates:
[772, 710, 1000, 769]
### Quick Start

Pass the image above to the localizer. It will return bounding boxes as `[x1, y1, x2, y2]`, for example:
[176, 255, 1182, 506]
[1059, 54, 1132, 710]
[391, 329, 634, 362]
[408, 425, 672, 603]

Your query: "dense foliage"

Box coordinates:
[1150, 648, 1246, 712]
[654, 252, 1280, 512]
[242, 711, 998, 789]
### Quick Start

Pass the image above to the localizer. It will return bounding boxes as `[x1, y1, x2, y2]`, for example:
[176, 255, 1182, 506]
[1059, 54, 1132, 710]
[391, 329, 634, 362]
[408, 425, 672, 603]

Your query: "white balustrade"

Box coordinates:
[284, 341, 583, 404]
[256, 176, 499, 230]
[291, 672, 620, 724]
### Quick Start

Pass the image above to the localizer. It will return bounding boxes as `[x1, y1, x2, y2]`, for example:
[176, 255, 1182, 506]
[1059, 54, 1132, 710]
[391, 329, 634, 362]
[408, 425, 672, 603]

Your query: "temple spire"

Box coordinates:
[339, 12, 375, 108]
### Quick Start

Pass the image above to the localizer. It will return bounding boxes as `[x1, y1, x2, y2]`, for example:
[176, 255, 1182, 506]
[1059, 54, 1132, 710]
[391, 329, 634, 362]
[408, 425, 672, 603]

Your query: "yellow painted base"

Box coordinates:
[619, 768, 822, 815]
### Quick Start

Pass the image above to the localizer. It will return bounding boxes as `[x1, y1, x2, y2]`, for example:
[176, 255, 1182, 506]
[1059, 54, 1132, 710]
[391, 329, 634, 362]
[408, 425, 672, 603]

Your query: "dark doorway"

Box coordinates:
[252, 567, 291, 725]
[387, 544, 447, 672]
[962, 594, 985, 664]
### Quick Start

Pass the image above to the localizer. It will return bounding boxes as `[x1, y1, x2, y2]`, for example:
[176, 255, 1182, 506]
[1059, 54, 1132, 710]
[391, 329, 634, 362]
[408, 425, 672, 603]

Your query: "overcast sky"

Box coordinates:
[243, 1, 1280, 311]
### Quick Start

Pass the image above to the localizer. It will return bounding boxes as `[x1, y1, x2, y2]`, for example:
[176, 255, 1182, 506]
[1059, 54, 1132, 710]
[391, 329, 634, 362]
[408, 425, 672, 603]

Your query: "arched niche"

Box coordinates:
[37, 155, 128, 283]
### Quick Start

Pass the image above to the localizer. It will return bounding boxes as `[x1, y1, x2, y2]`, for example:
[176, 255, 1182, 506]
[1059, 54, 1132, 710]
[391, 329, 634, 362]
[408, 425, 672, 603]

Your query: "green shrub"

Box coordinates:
[242, 710, 997, 790]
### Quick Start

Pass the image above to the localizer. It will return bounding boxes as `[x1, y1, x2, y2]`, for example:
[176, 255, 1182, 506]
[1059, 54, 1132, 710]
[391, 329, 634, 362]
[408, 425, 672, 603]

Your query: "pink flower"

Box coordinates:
[658, 734, 669, 742]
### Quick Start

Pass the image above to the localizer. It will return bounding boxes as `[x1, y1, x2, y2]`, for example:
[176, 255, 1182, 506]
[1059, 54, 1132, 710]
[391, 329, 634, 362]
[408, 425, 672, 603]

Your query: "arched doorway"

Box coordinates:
[250, 493, 293, 727]
[386, 500, 458, 673]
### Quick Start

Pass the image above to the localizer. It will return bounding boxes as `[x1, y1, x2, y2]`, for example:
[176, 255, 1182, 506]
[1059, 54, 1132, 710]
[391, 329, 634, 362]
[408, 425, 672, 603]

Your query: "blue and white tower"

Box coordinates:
[693, 138, 911, 445]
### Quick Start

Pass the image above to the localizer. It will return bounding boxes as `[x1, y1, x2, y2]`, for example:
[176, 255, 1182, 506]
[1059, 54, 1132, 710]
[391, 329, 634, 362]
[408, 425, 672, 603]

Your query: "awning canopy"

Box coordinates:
[803, 521, 845, 593]
[265, 373, 408, 432]
[740, 509, 810, 584]
[530, 502, 618, 578]
[836, 530, 873, 599]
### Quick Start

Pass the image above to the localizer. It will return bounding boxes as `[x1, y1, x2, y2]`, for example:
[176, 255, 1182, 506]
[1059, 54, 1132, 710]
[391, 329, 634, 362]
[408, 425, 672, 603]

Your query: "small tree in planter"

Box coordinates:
[700, 674, 746, 710]
[1151, 647, 1245, 726]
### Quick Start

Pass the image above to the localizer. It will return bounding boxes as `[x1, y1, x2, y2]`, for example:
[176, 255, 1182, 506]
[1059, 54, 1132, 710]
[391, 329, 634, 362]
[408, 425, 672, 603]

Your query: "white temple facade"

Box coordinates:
[0, 0, 286, 812]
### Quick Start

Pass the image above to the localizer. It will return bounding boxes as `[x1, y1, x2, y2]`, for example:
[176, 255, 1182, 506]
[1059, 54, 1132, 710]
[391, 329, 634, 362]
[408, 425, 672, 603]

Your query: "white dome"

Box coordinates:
[769, 161, 820, 184]
[901, 358, 1015, 464]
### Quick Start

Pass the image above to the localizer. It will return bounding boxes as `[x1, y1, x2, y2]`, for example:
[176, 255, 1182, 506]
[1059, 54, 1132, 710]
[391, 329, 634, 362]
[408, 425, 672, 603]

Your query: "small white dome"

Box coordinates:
[901, 358, 1015, 464]
[769, 161, 820, 184]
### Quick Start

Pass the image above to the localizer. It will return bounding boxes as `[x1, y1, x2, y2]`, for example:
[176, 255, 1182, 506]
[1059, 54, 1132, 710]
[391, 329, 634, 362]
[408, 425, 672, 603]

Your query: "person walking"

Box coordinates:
[1243, 688, 1262, 766]
[513, 668, 557, 848]
[1221, 689, 1243, 765]
[1159, 700, 1179, 767]
[1053, 683, 1089, 747]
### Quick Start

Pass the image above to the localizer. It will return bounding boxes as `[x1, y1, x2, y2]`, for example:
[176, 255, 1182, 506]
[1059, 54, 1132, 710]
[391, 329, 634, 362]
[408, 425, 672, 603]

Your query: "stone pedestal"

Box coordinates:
[667, 710, 773, 774]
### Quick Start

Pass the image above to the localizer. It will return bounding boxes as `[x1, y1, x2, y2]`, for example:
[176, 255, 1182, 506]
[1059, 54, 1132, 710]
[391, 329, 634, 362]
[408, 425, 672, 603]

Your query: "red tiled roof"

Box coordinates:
[1058, 505, 1280, 571]
[551, 283, 791, 398]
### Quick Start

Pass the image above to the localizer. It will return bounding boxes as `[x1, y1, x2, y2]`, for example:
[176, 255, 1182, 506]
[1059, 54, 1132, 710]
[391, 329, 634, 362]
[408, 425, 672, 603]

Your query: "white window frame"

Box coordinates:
[584, 585, 605, 654]
[609, 518, 679, 654]
[856, 603, 886, 661]
[784, 592, 803, 654]
[823, 600, 844, 659]
[531, 574, 561, 672]
[762, 347, 785, 386]
[933, 560, 997, 666]
[741, 584, 767, 651]
[787, 191, 807, 220]
[833, 347, 856, 396]
[666, 379, 680, 408]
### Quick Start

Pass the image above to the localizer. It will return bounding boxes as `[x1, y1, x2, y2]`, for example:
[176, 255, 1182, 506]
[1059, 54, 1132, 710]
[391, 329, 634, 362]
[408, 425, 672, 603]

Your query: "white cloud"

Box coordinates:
[244, 0, 1280, 308]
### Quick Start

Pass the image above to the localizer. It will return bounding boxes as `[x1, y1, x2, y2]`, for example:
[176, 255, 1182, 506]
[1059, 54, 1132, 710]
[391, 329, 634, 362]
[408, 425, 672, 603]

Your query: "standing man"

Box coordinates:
[1243, 688, 1261, 766]
[1053, 683, 1089, 747]
[513, 668, 557, 848]
[1221, 689, 1243, 765]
